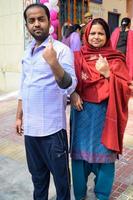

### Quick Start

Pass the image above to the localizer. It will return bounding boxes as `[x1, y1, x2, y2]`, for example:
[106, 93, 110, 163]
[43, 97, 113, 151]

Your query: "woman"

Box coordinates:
[70, 18, 131, 200]
[62, 24, 82, 51]
[111, 17, 133, 79]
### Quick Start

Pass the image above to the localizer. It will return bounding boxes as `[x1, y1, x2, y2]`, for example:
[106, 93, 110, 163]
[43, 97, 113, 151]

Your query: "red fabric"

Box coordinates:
[110, 27, 120, 49]
[74, 20, 131, 154]
[111, 27, 133, 79]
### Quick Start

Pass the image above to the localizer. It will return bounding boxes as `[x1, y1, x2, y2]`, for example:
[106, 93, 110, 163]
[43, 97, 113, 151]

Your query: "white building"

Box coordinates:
[0, 0, 133, 93]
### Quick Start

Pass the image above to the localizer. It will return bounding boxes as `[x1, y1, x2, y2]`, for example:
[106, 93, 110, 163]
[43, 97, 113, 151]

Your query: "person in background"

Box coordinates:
[61, 21, 72, 38]
[15, 3, 77, 200]
[111, 17, 133, 80]
[62, 24, 81, 104]
[62, 24, 82, 51]
[80, 11, 93, 43]
[70, 18, 131, 200]
[84, 11, 93, 25]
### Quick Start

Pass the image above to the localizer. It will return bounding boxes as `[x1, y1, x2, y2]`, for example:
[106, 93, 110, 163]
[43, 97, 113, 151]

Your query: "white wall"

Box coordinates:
[90, 0, 127, 23]
[0, 0, 24, 93]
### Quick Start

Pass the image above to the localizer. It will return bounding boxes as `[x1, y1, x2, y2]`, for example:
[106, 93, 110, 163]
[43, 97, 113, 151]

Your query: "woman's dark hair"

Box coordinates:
[72, 24, 81, 32]
[91, 18, 110, 41]
[24, 3, 50, 23]
[121, 17, 131, 31]
[64, 24, 81, 38]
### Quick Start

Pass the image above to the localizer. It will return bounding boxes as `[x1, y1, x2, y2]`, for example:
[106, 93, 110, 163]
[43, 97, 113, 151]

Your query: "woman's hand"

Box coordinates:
[70, 92, 83, 111]
[95, 54, 110, 78]
[128, 80, 133, 95]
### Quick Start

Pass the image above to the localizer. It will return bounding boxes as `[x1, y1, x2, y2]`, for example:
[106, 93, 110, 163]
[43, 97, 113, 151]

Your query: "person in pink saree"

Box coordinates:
[111, 17, 133, 80]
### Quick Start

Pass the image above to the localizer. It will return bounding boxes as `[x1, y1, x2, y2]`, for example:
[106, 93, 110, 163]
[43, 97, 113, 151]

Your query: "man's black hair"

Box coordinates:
[24, 3, 50, 23]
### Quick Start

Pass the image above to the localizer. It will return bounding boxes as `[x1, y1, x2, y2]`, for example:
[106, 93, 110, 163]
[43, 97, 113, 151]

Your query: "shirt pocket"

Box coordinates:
[51, 130, 68, 160]
[32, 56, 52, 75]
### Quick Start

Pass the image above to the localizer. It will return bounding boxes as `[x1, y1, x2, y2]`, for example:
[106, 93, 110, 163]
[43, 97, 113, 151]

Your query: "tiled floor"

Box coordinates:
[110, 148, 133, 200]
[110, 97, 133, 200]
[0, 96, 133, 200]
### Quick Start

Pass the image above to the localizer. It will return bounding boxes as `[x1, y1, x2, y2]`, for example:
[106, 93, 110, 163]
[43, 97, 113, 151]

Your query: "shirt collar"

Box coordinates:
[31, 35, 54, 49]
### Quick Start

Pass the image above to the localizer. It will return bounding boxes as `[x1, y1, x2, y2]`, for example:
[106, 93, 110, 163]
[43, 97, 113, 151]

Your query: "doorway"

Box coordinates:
[108, 12, 120, 34]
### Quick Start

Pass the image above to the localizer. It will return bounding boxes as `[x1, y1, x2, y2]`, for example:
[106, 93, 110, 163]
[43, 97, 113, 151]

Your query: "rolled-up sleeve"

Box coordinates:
[58, 45, 77, 95]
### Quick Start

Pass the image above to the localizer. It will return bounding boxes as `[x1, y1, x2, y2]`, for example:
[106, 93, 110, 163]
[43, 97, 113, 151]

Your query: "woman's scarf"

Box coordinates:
[74, 20, 131, 154]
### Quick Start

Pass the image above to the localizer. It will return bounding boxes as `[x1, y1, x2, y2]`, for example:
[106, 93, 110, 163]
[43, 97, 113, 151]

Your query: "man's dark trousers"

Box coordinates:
[25, 129, 70, 200]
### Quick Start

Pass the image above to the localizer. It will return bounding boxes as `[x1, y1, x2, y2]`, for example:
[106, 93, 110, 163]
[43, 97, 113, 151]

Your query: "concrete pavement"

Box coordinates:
[0, 94, 133, 200]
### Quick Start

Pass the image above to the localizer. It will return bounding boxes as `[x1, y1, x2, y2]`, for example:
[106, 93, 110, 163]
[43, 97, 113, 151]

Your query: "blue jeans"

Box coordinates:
[25, 129, 70, 200]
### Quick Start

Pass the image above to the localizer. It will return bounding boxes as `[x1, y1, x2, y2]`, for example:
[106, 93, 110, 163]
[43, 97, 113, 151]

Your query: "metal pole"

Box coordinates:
[82, 0, 84, 22]
[74, 0, 77, 23]
[68, 0, 71, 23]
[88, 0, 90, 11]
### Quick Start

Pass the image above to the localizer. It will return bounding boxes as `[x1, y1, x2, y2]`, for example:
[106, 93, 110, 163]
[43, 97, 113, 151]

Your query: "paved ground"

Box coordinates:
[0, 94, 133, 200]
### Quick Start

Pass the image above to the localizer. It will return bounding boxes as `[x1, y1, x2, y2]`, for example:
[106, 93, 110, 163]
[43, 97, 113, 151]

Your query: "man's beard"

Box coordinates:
[31, 32, 49, 42]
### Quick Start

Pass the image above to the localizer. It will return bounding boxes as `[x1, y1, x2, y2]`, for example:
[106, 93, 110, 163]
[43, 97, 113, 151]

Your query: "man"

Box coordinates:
[15, 3, 77, 200]
[84, 11, 93, 25]
[80, 11, 93, 43]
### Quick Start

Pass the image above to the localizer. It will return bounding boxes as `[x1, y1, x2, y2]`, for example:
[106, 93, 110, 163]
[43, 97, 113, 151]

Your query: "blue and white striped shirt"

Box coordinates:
[19, 36, 77, 136]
